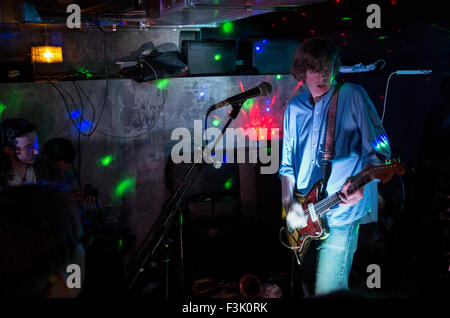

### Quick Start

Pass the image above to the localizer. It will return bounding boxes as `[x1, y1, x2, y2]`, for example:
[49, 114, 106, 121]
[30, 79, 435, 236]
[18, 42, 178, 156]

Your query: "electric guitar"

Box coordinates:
[280, 159, 406, 265]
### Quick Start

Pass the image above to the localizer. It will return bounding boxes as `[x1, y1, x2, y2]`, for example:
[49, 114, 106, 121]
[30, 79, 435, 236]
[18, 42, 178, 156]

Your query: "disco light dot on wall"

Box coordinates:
[242, 98, 254, 110]
[0, 102, 7, 119]
[100, 154, 114, 167]
[71, 110, 81, 119]
[76, 119, 93, 134]
[222, 22, 234, 34]
[156, 78, 170, 90]
[224, 178, 233, 189]
[114, 177, 136, 199]
[214, 54, 222, 61]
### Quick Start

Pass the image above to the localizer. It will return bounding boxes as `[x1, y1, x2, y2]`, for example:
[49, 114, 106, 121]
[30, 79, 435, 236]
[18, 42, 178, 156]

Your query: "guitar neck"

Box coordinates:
[316, 173, 374, 216]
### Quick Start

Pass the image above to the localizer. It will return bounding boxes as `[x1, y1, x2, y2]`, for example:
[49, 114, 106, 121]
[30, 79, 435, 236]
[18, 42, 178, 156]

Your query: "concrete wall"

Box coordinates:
[0, 74, 301, 256]
[0, 27, 181, 76]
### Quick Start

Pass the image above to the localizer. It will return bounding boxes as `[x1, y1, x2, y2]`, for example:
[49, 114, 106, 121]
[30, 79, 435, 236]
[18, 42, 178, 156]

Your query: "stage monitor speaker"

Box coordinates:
[239, 38, 300, 75]
[181, 40, 236, 75]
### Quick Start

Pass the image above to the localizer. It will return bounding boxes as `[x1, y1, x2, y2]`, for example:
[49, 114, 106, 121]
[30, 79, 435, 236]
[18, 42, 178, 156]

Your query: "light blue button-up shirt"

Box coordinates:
[279, 83, 391, 226]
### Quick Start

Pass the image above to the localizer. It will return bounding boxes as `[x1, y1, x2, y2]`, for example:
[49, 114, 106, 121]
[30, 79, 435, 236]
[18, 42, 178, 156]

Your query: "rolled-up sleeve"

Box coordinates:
[279, 104, 295, 178]
[353, 86, 391, 167]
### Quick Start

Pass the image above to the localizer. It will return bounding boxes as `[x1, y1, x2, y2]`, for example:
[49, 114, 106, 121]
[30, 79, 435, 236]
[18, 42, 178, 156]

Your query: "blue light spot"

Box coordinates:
[262, 40, 268, 44]
[255, 45, 261, 52]
[266, 107, 271, 112]
[76, 120, 93, 134]
[199, 91, 206, 97]
[266, 99, 270, 105]
[71, 110, 81, 119]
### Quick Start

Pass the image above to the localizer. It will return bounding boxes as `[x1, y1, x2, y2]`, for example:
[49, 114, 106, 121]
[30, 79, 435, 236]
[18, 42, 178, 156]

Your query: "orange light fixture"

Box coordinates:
[31, 46, 63, 63]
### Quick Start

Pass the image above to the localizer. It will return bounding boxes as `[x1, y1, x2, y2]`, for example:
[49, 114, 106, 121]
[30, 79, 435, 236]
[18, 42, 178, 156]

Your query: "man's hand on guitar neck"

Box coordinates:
[338, 164, 373, 207]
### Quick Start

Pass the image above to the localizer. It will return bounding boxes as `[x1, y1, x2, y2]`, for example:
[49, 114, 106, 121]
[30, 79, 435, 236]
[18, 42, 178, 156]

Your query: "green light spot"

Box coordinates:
[341, 17, 352, 20]
[214, 54, 222, 61]
[118, 239, 123, 250]
[156, 78, 170, 90]
[76, 67, 93, 79]
[6, 89, 23, 109]
[224, 178, 233, 189]
[430, 24, 450, 34]
[212, 119, 221, 127]
[242, 98, 254, 110]
[114, 177, 136, 199]
[180, 213, 183, 225]
[100, 154, 114, 167]
[222, 22, 234, 34]
[276, 74, 282, 80]
[378, 35, 388, 40]
[214, 9, 219, 17]
[266, 147, 272, 156]
[0, 103, 6, 119]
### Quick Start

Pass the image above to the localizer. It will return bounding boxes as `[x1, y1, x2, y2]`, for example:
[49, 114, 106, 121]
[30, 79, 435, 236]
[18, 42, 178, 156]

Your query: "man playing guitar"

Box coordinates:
[280, 37, 391, 296]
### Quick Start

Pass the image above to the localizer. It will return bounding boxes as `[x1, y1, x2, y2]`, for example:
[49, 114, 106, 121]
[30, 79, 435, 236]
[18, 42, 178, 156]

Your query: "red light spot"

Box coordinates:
[340, 33, 345, 36]
[387, 49, 392, 53]
[272, 24, 276, 27]
[336, 0, 340, 3]
[380, 96, 384, 99]
[282, 17, 287, 21]
[397, 29, 402, 33]
[425, 77, 431, 82]
[239, 80, 245, 92]
[343, 42, 348, 45]
[310, 30, 315, 34]
[301, 12, 306, 16]
[391, 1, 397, 5]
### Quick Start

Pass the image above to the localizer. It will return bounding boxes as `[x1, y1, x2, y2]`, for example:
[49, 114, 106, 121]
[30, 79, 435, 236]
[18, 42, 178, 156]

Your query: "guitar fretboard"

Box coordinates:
[313, 174, 374, 216]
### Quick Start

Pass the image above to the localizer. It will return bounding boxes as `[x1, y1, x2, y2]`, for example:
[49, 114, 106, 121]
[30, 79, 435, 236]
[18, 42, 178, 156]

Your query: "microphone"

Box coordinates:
[208, 82, 272, 112]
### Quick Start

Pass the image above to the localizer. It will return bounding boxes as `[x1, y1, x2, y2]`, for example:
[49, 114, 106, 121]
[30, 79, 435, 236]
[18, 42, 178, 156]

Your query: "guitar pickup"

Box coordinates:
[307, 203, 318, 222]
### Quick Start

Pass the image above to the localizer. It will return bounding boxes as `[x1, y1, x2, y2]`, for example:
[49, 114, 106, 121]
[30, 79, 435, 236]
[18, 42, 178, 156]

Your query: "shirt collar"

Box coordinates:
[307, 83, 338, 108]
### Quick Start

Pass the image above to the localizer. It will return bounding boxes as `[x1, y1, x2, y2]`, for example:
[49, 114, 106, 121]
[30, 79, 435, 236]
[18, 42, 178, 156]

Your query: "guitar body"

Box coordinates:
[280, 160, 406, 266]
[281, 180, 330, 265]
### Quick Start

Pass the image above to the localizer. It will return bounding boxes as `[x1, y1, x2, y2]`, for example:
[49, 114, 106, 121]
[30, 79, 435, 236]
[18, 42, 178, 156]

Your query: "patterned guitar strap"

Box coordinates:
[320, 83, 342, 198]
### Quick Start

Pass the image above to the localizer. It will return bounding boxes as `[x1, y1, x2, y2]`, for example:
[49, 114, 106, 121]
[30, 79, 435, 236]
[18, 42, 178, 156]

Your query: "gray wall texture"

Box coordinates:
[0, 75, 303, 257]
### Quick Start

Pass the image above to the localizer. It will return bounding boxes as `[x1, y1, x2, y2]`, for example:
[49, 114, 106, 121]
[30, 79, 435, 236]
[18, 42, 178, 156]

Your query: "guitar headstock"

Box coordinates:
[368, 158, 406, 184]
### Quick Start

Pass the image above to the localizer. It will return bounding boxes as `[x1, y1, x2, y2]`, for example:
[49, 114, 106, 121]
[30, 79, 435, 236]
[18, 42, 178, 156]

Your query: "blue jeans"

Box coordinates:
[314, 221, 360, 296]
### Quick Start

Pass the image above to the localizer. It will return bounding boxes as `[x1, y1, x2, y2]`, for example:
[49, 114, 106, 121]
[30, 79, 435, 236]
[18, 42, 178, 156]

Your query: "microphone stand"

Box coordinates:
[126, 101, 244, 297]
